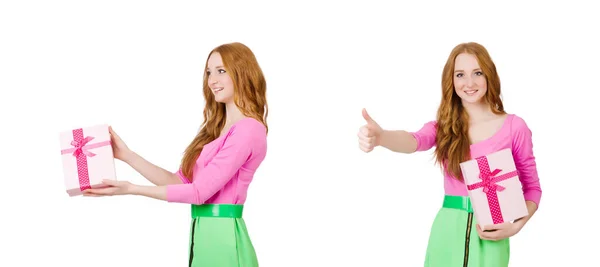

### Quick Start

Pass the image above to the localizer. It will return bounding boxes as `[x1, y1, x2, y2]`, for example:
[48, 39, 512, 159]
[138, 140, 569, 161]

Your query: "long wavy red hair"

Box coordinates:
[434, 42, 505, 180]
[180, 42, 268, 179]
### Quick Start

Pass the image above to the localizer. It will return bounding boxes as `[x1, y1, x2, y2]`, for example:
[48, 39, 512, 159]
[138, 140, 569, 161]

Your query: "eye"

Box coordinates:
[455, 73, 464, 78]
[475, 71, 484, 76]
[206, 70, 211, 75]
[218, 69, 226, 74]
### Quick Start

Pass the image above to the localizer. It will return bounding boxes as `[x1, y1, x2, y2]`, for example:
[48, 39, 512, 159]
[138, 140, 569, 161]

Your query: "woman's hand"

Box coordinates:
[476, 220, 524, 241]
[476, 200, 537, 241]
[358, 108, 384, 152]
[83, 180, 169, 201]
[83, 179, 134, 197]
[109, 126, 134, 163]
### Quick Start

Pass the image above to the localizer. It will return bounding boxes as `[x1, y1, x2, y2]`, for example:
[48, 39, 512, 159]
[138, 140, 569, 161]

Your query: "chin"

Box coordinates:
[214, 96, 232, 104]
[463, 99, 484, 105]
[459, 94, 485, 104]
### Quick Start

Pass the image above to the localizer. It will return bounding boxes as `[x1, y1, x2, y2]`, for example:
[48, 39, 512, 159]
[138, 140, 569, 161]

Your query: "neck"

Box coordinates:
[462, 100, 492, 122]
[225, 102, 245, 124]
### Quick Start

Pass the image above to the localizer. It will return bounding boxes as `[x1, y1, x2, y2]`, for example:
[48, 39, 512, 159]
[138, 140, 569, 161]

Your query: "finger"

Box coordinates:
[359, 144, 373, 153]
[362, 108, 376, 125]
[477, 224, 504, 241]
[357, 136, 373, 150]
[84, 189, 103, 195]
[358, 138, 373, 149]
[479, 225, 499, 233]
[360, 125, 376, 137]
[359, 126, 368, 135]
[483, 230, 503, 241]
[85, 188, 114, 196]
[109, 127, 121, 141]
[476, 224, 486, 237]
[102, 179, 118, 186]
[357, 132, 375, 146]
[476, 224, 492, 240]
[359, 141, 372, 150]
[83, 190, 100, 196]
[484, 223, 508, 231]
[358, 129, 374, 142]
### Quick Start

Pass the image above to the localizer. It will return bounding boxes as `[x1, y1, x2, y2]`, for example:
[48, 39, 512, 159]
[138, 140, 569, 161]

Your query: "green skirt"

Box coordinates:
[188, 204, 258, 267]
[424, 195, 510, 267]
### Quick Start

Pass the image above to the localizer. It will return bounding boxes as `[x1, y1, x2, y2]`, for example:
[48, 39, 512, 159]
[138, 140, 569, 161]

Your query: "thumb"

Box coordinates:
[362, 108, 378, 126]
[109, 126, 118, 137]
[109, 127, 122, 142]
[102, 179, 118, 186]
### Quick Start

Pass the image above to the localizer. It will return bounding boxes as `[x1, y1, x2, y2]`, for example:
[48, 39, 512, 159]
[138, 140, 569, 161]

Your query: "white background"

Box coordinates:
[1, 1, 599, 266]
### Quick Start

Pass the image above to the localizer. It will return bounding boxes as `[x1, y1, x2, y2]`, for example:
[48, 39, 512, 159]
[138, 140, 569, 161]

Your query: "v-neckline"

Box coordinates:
[469, 114, 511, 147]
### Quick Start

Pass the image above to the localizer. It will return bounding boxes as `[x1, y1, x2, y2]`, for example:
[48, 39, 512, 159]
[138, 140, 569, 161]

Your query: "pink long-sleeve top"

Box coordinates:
[166, 118, 267, 205]
[410, 114, 542, 207]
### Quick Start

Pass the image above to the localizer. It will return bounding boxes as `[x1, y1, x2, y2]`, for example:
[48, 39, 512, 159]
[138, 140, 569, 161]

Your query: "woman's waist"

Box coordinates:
[441, 195, 472, 212]
[191, 203, 245, 218]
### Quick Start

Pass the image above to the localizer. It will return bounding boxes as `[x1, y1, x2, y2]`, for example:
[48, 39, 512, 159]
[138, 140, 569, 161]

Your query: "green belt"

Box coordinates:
[443, 195, 473, 213]
[191, 204, 244, 218]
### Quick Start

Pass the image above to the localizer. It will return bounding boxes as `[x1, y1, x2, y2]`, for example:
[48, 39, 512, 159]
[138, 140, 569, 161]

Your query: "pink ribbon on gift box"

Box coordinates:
[61, 128, 111, 192]
[466, 155, 518, 224]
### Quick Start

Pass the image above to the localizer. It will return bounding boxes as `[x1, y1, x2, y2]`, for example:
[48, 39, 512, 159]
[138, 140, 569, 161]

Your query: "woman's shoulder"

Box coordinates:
[227, 117, 267, 144]
[231, 117, 266, 132]
[506, 113, 531, 132]
[502, 113, 535, 146]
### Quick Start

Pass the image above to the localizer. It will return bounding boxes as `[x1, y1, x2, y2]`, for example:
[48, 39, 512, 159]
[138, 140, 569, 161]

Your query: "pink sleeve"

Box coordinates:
[165, 120, 265, 204]
[410, 121, 437, 151]
[510, 116, 542, 207]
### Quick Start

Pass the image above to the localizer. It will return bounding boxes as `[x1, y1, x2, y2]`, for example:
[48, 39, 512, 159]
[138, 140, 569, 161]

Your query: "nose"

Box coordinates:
[466, 76, 475, 88]
[208, 75, 218, 85]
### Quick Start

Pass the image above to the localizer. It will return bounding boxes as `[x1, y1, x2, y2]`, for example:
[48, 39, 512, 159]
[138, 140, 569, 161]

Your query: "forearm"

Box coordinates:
[516, 200, 538, 226]
[130, 184, 168, 201]
[525, 200, 537, 218]
[124, 152, 181, 186]
[379, 130, 418, 153]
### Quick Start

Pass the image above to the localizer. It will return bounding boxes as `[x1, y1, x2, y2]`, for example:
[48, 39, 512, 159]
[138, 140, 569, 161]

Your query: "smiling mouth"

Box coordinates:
[464, 90, 478, 96]
[213, 87, 223, 93]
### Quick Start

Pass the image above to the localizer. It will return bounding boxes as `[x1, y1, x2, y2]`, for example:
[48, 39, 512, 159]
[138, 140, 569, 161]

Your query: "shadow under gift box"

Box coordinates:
[59, 124, 117, 197]
[460, 148, 529, 231]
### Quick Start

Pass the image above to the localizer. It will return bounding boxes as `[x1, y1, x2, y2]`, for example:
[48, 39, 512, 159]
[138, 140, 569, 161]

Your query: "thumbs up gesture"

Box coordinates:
[358, 108, 384, 152]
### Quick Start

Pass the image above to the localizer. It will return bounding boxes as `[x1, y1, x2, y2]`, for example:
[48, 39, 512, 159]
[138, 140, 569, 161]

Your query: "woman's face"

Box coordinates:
[206, 52, 234, 104]
[453, 53, 487, 104]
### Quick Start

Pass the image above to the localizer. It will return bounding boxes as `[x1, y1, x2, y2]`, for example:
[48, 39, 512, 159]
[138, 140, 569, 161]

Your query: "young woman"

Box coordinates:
[357, 42, 542, 266]
[84, 42, 268, 267]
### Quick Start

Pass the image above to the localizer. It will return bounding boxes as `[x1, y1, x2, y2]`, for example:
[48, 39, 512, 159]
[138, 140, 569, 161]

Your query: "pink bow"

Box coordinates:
[479, 168, 506, 193]
[61, 135, 110, 158]
[466, 167, 516, 193]
[70, 136, 97, 157]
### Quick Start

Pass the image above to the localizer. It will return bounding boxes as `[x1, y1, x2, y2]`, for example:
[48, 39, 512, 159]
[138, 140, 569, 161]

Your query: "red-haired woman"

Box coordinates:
[357, 42, 541, 266]
[85, 42, 268, 267]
